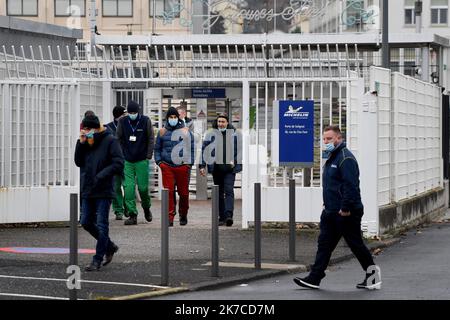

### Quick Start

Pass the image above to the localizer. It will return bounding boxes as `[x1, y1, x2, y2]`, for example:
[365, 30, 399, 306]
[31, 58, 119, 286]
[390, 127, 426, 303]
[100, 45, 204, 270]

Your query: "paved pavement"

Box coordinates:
[0, 199, 425, 300]
[152, 221, 450, 300]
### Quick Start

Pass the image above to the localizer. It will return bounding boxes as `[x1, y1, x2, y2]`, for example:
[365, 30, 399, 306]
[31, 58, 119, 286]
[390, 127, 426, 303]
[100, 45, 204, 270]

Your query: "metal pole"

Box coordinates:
[152, 0, 156, 35]
[161, 189, 169, 286]
[254, 183, 261, 270]
[382, 0, 390, 69]
[211, 185, 219, 277]
[289, 178, 296, 262]
[69, 193, 78, 301]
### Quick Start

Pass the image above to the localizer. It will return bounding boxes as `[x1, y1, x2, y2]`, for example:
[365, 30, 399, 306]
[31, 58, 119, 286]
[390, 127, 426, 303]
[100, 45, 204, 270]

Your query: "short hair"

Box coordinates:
[84, 110, 95, 117]
[177, 101, 187, 111]
[323, 125, 342, 137]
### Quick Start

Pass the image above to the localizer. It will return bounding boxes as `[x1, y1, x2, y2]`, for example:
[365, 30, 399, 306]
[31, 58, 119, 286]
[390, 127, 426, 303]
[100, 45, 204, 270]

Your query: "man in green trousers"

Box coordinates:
[116, 101, 155, 225]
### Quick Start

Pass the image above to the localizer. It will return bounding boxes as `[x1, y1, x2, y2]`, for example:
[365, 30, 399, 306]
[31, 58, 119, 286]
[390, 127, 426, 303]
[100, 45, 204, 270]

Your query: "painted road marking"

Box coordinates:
[0, 293, 78, 300]
[0, 274, 170, 289]
[0, 247, 95, 254]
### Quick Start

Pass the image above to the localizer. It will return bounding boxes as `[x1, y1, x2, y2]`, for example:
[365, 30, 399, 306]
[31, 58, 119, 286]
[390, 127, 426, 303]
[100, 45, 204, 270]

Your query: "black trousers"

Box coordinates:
[309, 208, 375, 281]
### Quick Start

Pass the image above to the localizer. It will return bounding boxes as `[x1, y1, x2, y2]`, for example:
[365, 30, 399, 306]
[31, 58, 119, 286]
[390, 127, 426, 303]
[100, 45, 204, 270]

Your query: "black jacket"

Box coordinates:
[116, 115, 154, 162]
[74, 130, 124, 199]
[322, 142, 363, 213]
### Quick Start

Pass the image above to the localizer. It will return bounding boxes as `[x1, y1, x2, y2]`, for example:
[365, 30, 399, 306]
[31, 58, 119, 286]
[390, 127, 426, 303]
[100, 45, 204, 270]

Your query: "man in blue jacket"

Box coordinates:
[154, 107, 195, 226]
[75, 115, 124, 271]
[199, 114, 242, 226]
[293, 125, 381, 290]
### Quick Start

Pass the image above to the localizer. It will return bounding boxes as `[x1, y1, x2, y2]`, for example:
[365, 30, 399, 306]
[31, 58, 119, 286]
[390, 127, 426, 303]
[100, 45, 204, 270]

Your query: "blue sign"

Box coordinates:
[278, 100, 314, 167]
[192, 88, 226, 98]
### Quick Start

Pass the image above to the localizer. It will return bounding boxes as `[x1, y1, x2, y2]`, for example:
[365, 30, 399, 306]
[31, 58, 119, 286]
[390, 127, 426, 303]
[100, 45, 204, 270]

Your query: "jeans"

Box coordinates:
[80, 198, 114, 264]
[309, 208, 375, 282]
[212, 171, 236, 221]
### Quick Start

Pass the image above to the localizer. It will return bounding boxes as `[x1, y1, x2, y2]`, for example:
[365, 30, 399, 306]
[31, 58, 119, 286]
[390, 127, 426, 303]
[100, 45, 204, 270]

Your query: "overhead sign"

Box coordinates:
[272, 100, 314, 167]
[192, 88, 226, 98]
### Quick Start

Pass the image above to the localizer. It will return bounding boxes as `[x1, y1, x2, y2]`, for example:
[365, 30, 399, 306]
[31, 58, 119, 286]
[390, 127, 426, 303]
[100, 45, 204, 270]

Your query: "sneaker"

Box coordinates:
[115, 214, 123, 221]
[103, 243, 119, 266]
[85, 261, 101, 272]
[124, 215, 137, 225]
[293, 276, 320, 289]
[144, 207, 153, 222]
[356, 273, 382, 290]
[226, 218, 233, 227]
[180, 216, 188, 226]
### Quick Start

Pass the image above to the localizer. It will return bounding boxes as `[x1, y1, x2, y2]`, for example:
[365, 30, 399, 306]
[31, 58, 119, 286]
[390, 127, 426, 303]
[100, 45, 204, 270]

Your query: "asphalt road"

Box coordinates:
[154, 222, 450, 300]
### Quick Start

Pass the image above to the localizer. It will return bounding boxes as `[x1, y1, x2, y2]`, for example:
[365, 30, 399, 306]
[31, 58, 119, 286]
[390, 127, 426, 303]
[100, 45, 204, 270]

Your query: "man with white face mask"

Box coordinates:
[293, 125, 381, 290]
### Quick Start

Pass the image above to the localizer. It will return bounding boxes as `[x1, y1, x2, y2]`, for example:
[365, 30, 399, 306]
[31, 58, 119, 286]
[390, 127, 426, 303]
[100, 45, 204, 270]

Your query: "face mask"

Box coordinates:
[129, 113, 138, 121]
[324, 142, 335, 152]
[168, 118, 178, 127]
[85, 130, 95, 139]
[218, 127, 226, 132]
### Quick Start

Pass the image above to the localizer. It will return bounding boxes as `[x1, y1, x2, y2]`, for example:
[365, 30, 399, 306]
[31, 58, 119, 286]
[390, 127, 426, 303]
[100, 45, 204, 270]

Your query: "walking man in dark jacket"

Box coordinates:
[154, 107, 195, 226]
[293, 125, 381, 290]
[199, 114, 242, 226]
[116, 101, 155, 225]
[75, 115, 124, 271]
[105, 106, 127, 220]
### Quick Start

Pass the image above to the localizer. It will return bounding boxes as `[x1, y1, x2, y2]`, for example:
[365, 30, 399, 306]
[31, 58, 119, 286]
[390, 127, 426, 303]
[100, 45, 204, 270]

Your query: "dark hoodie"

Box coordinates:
[74, 129, 124, 199]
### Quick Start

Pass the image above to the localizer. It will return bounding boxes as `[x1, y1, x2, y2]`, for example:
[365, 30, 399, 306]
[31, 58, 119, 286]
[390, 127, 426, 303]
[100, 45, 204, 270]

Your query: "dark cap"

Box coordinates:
[127, 100, 140, 114]
[113, 106, 126, 119]
[82, 115, 101, 129]
[166, 107, 180, 120]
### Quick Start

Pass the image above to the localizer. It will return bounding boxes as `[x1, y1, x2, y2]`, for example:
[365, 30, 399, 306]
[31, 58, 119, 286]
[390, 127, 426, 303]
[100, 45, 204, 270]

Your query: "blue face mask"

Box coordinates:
[324, 142, 335, 152]
[85, 130, 95, 139]
[129, 113, 138, 121]
[168, 118, 178, 127]
[218, 127, 226, 132]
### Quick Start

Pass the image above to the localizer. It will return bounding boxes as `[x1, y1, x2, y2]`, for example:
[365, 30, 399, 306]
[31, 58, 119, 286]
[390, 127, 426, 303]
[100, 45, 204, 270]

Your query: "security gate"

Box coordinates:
[0, 34, 378, 234]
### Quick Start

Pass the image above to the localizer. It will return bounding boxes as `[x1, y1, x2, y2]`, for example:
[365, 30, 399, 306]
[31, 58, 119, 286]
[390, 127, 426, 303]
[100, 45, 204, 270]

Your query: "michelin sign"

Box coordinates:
[272, 100, 314, 167]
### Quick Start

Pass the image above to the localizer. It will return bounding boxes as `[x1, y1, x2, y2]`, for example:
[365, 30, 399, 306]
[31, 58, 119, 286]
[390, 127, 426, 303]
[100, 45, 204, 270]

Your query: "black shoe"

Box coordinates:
[103, 244, 119, 266]
[293, 276, 320, 289]
[124, 215, 137, 225]
[226, 218, 233, 227]
[115, 214, 123, 221]
[180, 216, 188, 226]
[123, 209, 130, 218]
[218, 220, 226, 226]
[356, 273, 382, 290]
[169, 221, 174, 227]
[144, 207, 153, 222]
[85, 261, 101, 272]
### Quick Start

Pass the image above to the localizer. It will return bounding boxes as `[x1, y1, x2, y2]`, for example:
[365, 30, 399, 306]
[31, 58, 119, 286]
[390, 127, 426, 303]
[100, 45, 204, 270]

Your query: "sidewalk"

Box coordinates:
[0, 200, 399, 300]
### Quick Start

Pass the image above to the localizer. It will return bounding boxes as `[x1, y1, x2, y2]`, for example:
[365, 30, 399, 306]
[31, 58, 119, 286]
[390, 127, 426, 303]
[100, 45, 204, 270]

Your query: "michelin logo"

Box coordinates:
[284, 105, 309, 118]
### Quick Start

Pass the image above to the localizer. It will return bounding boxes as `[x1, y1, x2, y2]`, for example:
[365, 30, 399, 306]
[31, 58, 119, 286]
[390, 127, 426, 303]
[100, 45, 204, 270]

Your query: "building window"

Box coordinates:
[149, 0, 181, 18]
[102, 0, 133, 17]
[7, 0, 38, 16]
[55, 0, 86, 17]
[404, 7, 416, 24]
[431, 0, 448, 24]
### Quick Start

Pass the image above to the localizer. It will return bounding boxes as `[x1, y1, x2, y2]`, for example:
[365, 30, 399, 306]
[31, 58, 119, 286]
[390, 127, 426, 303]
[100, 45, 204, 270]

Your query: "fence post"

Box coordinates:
[254, 182, 261, 270]
[69, 193, 78, 301]
[289, 178, 296, 262]
[211, 185, 219, 277]
[161, 189, 169, 286]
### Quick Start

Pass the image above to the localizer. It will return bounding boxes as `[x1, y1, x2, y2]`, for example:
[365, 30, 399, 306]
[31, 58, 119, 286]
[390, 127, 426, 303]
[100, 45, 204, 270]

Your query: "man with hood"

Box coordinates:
[154, 107, 195, 226]
[199, 114, 242, 227]
[75, 115, 124, 271]
[116, 101, 155, 225]
[105, 106, 127, 220]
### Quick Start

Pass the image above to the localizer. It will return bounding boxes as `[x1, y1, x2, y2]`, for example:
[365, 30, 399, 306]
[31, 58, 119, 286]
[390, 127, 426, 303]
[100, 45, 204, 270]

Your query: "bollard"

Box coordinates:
[161, 189, 169, 286]
[69, 193, 78, 301]
[289, 178, 296, 262]
[211, 185, 219, 277]
[254, 183, 261, 270]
